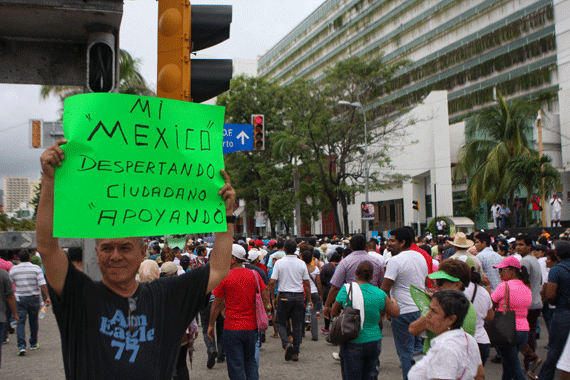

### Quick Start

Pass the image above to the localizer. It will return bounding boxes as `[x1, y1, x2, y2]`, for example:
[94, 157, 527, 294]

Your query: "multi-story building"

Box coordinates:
[259, 0, 570, 234]
[3, 176, 30, 214]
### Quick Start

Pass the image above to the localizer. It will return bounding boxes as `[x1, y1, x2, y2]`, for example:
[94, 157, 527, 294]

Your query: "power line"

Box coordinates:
[0, 122, 27, 134]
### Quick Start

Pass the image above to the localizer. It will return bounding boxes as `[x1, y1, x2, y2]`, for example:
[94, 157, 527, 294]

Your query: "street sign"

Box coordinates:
[31, 120, 255, 154]
[223, 123, 254, 154]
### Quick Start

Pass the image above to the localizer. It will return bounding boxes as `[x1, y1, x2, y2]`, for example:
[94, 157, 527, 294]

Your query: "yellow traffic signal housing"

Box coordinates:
[157, 1, 232, 102]
[157, 0, 191, 101]
[252, 114, 265, 150]
[412, 200, 420, 211]
[31, 119, 42, 148]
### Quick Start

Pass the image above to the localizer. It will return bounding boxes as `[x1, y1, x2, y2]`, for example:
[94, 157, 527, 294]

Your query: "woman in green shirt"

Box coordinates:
[332, 261, 400, 380]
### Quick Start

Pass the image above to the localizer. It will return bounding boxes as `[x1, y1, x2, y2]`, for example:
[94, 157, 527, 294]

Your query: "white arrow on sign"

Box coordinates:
[236, 131, 250, 145]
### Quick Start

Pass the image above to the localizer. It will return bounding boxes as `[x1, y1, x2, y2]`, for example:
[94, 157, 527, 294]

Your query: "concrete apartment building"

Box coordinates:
[258, 0, 570, 235]
[3, 176, 30, 214]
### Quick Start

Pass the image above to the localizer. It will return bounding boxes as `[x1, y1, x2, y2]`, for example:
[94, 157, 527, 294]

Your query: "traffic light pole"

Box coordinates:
[417, 210, 420, 236]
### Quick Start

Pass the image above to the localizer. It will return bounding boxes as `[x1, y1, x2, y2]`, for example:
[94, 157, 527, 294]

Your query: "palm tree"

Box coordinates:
[40, 49, 154, 115]
[454, 91, 539, 206]
[507, 154, 560, 226]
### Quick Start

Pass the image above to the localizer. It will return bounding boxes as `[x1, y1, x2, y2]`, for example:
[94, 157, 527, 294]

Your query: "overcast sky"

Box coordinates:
[0, 0, 324, 190]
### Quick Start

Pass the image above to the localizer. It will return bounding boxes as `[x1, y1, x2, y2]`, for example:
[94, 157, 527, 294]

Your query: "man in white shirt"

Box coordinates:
[381, 227, 428, 380]
[436, 218, 446, 234]
[550, 194, 562, 227]
[366, 240, 386, 270]
[490, 201, 500, 229]
[269, 240, 310, 362]
[9, 250, 51, 356]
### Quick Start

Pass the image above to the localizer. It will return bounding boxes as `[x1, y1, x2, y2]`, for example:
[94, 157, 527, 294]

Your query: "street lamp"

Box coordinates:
[338, 99, 369, 237]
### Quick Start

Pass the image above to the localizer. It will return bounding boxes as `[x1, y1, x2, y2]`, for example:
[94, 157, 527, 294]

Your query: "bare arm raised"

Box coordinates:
[36, 139, 69, 298]
[206, 169, 236, 293]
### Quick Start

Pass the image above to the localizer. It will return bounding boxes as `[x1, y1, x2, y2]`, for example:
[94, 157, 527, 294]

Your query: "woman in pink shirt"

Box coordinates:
[491, 256, 532, 380]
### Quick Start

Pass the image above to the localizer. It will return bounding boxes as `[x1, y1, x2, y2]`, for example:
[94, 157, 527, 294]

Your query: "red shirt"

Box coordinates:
[256, 263, 268, 276]
[411, 243, 434, 288]
[212, 268, 266, 331]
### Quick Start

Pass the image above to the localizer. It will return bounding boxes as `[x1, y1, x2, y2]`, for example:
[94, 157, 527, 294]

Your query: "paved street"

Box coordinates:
[1, 308, 553, 379]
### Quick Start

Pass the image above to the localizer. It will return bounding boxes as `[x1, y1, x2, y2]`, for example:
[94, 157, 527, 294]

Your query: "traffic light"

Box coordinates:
[86, 32, 116, 93]
[412, 200, 420, 211]
[31, 120, 42, 148]
[157, 1, 232, 102]
[252, 114, 265, 150]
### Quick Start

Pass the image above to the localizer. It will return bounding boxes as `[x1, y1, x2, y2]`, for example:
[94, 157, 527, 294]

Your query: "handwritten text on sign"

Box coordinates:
[53, 93, 226, 238]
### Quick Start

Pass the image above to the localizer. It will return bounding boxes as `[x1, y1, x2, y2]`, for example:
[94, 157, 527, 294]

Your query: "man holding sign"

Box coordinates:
[36, 137, 236, 379]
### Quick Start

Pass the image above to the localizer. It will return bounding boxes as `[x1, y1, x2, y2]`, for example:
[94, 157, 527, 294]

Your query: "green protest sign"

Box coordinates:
[53, 93, 226, 238]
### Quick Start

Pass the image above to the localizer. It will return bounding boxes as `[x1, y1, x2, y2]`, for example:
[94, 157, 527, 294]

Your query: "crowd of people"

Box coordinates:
[1, 140, 569, 380]
[3, 226, 570, 379]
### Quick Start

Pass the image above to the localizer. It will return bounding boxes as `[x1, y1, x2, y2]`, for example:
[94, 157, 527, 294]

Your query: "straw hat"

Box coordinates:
[449, 232, 474, 249]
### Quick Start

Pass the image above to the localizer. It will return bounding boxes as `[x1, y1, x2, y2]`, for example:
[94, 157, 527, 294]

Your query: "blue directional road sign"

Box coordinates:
[223, 123, 254, 154]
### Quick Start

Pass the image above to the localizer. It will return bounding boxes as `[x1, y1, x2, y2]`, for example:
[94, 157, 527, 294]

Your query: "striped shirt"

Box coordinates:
[9, 262, 46, 297]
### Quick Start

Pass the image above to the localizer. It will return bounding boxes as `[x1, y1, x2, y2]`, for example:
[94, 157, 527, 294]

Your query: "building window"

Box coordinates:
[425, 194, 432, 218]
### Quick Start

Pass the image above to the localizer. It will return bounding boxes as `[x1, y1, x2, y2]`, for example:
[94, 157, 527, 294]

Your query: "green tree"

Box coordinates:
[40, 50, 154, 115]
[454, 91, 539, 206]
[507, 154, 560, 226]
[273, 55, 410, 235]
[0, 214, 36, 231]
[217, 75, 324, 237]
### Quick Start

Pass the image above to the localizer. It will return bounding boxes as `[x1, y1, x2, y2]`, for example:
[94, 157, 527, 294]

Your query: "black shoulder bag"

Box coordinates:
[329, 283, 361, 345]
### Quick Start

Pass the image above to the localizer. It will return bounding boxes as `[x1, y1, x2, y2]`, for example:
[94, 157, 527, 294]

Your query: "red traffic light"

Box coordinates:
[254, 116, 263, 124]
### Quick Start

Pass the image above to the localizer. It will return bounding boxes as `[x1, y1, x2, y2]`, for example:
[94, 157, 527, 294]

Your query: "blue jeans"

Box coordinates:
[391, 311, 421, 380]
[340, 339, 382, 380]
[497, 330, 528, 380]
[222, 329, 259, 380]
[539, 309, 570, 380]
[17, 295, 40, 349]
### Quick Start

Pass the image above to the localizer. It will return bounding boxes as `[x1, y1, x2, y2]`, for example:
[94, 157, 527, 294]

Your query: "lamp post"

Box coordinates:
[338, 99, 369, 237]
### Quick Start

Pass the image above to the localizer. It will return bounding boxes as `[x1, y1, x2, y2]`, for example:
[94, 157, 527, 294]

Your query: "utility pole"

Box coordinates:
[538, 110, 546, 227]
[294, 165, 302, 237]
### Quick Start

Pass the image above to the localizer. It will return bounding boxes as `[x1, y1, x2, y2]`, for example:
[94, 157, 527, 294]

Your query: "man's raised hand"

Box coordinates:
[41, 139, 67, 178]
[218, 169, 236, 215]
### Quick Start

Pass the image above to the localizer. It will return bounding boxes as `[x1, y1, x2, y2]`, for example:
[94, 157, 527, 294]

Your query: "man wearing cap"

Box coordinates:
[380, 227, 428, 380]
[473, 232, 502, 292]
[449, 233, 483, 275]
[516, 234, 543, 371]
[36, 141, 236, 380]
[269, 239, 311, 362]
[208, 244, 269, 380]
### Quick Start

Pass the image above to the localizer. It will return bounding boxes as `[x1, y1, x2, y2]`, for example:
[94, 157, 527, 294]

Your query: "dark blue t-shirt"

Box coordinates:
[548, 259, 570, 311]
[48, 259, 209, 379]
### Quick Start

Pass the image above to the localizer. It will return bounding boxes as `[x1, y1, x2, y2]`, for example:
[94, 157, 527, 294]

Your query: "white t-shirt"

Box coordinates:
[409, 328, 481, 380]
[550, 198, 562, 212]
[382, 248, 392, 263]
[308, 267, 320, 294]
[384, 250, 428, 314]
[463, 283, 493, 344]
[270, 255, 310, 293]
[538, 257, 549, 285]
[367, 251, 386, 270]
[490, 204, 500, 218]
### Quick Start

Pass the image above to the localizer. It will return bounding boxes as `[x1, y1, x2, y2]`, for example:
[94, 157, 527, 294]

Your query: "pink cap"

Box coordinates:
[493, 255, 521, 269]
